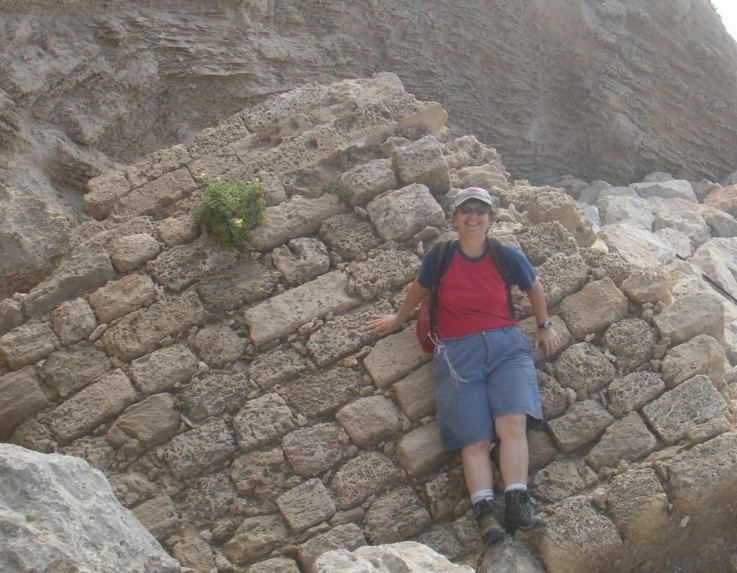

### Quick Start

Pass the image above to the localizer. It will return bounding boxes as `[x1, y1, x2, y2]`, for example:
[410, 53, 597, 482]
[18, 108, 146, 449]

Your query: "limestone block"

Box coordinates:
[306, 301, 392, 368]
[0, 367, 47, 438]
[129, 343, 198, 396]
[0, 298, 24, 337]
[133, 495, 180, 541]
[107, 393, 180, 452]
[147, 243, 204, 292]
[88, 274, 157, 324]
[537, 370, 568, 421]
[393, 363, 435, 421]
[579, 249, 633, 286]
[117, 168, 196, 216]
[181, 472, 236, 525]
[661, 334, 726, 388]
[155, 214, 199, 247]
[277, 478, 337, 533]
[299, 523, 367, 573]
[704, 184, 737, 217]
[665, 432, 737, 513]
[179, 371, 257, 421]
[536, 252, 589, 306]
[606, 371, 665, 419]
[0, 444, 179, 572]
[517, 222, 579, 266]
[700, 204, 737, 238]
[232, 393, 296, 452]
[254, 170, 288, 206]
[23, 250, 115, 319]
[56, 435, 115, 472]
[555, 342, 616, 395]
[347, 250, 421, 301]
[597, 222, 674, 268]
[272, 238, 330, 287]
[84, 170, 131, 219]
[650, 197, 711, 246]
[243, 271, 359, 347]
[366, 183, 445, 242]
[251, 194, 346, 252]
[51, 298, 96, 346]
[171, 535, 216, 573]
[0, 321, 58, 369]
[224, 514, 289, 565]
[230, 448, 292, 496]
[653, 292, 724, 346]
[193, 324, 247, 367]
[602, 318, 657, 373]
[607, 468, 669, 545]
[597, 195, 654, 230]
[186, 113, 250, 156]
[124, 144, 191, 189]
[336, 395, 401, 447]
[547, 400, 614, 453]
[395, 421, 444, 477]
[391, 135, 450, 194]
[283, 367, 363, 419]
[642, 375, 727, 445]
[190, 150, 242, 180]
[531, 459, 587, 503]
[102, 290, 204, 361]
[527, 189, 597, 247]
[537, 496, 623, 573]
[630, 179, 697, 202]
[425, 467, 466, 521]
[330, 451, 403, 509]
[198, 259, 280, 311]
[656, 226, 694, 258]
[282, 423, 349, 477]
[692, 238, 737, 300]
[319, 213, 382, 261]
[528, 428, 558, 471]
[586, 412, 657, 471]
[109, 233, 161, 273]
[559, 277, 629, 339]
[163, 418, 236, 479]
[621, 267, 672, 306]
[339, 158, 398, 207]
[49, 369, 136, 444]
[364, 486, 432, 545]
[248, 346, 307, 391]
[246, 558, 300, 573]
[363, 326, 430, 388]
[109, 472, 158, 509]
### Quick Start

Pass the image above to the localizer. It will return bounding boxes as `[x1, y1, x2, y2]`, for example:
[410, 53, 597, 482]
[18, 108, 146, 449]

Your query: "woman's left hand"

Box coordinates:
[534, 327, 561, 358]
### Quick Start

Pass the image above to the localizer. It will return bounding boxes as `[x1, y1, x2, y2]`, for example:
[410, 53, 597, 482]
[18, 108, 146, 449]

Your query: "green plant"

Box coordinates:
[193, 174, 266, 250]
[322, 180, 351, 204]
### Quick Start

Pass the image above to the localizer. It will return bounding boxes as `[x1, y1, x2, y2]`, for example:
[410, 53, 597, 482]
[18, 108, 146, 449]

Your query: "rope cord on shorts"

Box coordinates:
[433, 336, 470, 385]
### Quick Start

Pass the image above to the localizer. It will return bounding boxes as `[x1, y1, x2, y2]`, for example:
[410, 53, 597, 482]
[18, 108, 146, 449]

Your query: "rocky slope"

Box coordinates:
[2, 74, 737, 573]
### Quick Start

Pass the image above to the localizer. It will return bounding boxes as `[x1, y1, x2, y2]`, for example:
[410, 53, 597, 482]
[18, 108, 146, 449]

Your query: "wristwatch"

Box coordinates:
[538, 320, 552, 330]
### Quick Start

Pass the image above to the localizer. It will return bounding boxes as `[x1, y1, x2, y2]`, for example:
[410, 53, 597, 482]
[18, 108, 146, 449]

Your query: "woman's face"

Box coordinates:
[454, 199, 491, 239]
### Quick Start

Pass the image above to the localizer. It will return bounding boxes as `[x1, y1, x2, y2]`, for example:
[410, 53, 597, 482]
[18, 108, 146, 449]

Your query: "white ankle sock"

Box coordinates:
[470, 489, 494, 504]
[505, 483, 527, 493]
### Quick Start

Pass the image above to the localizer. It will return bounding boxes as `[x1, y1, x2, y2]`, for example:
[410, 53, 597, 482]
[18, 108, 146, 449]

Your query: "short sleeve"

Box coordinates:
[502, 244, 537, 291]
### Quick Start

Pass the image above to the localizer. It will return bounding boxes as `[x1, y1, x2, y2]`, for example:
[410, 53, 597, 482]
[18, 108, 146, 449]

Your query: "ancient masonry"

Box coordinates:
[1, 72, 737, 573]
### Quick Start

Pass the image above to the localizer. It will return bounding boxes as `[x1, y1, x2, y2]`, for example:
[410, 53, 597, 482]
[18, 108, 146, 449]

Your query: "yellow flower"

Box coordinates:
[232, 218, 243, 227]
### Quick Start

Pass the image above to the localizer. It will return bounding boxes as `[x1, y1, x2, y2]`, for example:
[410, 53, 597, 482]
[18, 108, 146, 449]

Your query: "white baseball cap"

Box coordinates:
[454, 187, 494, 208]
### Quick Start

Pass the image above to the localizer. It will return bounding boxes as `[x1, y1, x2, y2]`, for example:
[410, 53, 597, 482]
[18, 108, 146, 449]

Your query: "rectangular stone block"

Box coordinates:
[130, 343, 199, 396]
[49, 369, 136, 444]
[0, 367, 48, 438]
[132, 494, 180, 541]
[362, 326, 430, 388]
[395, 421, 445, 477]
[276, 478, 336, 533]
[163, 418, 236, 479]
[84, 170, 131, 220]
[393, 363, 435, 421]
[88, 274, 157, 324]
[0, 321, 58, 369]
[298, 523, 366, 573]
[117, 168, 196, 217]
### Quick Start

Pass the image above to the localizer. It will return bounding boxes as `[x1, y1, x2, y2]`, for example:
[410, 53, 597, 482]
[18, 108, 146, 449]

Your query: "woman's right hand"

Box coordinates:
[365, 314, 402, 337]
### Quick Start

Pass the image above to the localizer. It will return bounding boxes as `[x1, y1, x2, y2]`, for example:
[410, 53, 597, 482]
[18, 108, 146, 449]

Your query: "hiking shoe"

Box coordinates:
[473, 498, 507, 544]
[504, 490, 545, 532]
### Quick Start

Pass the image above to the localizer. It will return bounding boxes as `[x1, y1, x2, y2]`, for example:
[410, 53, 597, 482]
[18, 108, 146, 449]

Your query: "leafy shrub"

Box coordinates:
[321, 180, 351, 204]
[193, 174, 266, 250]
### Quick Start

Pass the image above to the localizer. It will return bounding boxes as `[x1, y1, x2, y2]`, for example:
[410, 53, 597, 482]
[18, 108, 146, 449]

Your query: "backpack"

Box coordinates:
[416, 237, 515, 353]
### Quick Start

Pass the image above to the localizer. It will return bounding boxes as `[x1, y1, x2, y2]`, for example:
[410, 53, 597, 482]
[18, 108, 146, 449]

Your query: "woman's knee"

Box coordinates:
[495, 413, 527, 440]
[462, 438, 491, 456]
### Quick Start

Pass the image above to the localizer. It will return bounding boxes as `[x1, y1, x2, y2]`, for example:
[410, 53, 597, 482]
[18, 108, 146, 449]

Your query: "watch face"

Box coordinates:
[540, 321, 552, 329]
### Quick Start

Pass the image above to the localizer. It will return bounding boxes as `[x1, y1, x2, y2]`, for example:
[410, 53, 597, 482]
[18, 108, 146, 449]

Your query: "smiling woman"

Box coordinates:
[713, 0, 737, 41]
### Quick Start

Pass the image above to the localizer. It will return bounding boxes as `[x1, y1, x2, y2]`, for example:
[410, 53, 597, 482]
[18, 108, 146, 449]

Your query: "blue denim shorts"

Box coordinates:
[432, 326, 543, 452]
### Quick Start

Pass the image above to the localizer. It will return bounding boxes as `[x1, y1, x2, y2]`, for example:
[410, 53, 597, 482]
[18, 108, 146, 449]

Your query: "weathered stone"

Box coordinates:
[129, 343, 198, 396]
[244, 271, 359, 347]
[272, 238, 330, 287]
[102, 290, 204, 361]
[579, 248, 633, 286]
[224, 514, 290, 565]
[665, 432, 737, 513]
[642, 375, 727, 445]
[585, 412, 657, 471]
[411, 525, 466, 565]
[597, 222, 674, 268]
[654, 227, 693, 259]
[193, 324, 247, 367]
[516, 222, 580, 266]
[49, 369, 136, 444]
[163, 418, 236, 479]
[331, 451, 403, 509]
[630, 179, 697, 202]
[704, 184, 737, 217]
[555, 342, 616, 395]
[348, 250, 421, 301]
[180, 371, 258, 421]
[536, 496, 623, 573]
[653, 292, 724, 347]
[700, 204, 737, 238]
[277, 478, 336, 533]
[607, 469, 669, 545]
[0, 321, 58, 369]
[319, 213, 382, 261]
[88, 274, 157, 324]
[125, 144, 190, 189]
[366, 183, 445, 242]
[109, 233, 161, 273]
[692, 238, 737, 300]
[85, 170, 132, 219]
[147, 243, 204, 292]
[51, 298, 96, 346]
[10, 417, 57, 454]
[198, 259, 280, 311]
[233, 393, 297, 452]
[425, 467, 466, 521]
[393, 363, 435, 421]
[661, 334, 726, 388]
[649, 197, 711, 248]
[283, 367, 364, 419]
[622, 267, 672, 307]
[246, 557, 301, 573]
[181, 472, 237, 525]
[536, 252, 589, 306]
[336, 395, 401, 447]
[364, 486, 432, 544]
[559, 278, 629, 339]
[58, 435, 115, 472]
[518, 315, 573, 364]
[537, 370, 568, 420]
[531, 459, 588, 503]
[248, 346, 307, 391]
[107, 393, 180, 451]
[392, 135, 450, 194]
[606, 371, 665, 419]
[527, 189, 597, 247]
[117, 167, 196, 216]
[602, 318, 657, 373]
[282, 423, 349, 477]
[363, 326, 430, 388]
[0, 298, 24, 337]
[133, 494, 180, 541]
[597, 195, 654, 230]
[395, 421, 445, 477]
[299, 523, 367, 573]
[230, 447, 293, 498]
[528, 427, 559, 471]
[0, 367, 47, 439]
[339, 158, 398, 207]
[171, 535, 216, 573]
[547, 400, 614, 453]
[155, 214, 199, 247]
[109, 472, 158, 509]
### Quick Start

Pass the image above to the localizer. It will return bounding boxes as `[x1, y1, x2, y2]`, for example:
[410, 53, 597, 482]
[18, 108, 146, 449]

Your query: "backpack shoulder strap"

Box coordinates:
[428, 240, 449, 336]
[488, 237, 516, 319]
